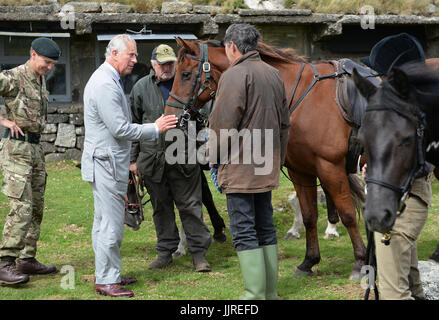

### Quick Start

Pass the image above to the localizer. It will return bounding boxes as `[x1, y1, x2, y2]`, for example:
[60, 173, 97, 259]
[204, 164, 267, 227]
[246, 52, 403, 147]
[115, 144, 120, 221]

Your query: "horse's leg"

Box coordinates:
[285, 191, 304, 239]
[321, 186, 340, 239]
[201, 170, 226, 243]
[429, 243, 439, 264]
[289, 170, 320, 276]
[317, 164, 366, 280]
[173, 225, 187, 259]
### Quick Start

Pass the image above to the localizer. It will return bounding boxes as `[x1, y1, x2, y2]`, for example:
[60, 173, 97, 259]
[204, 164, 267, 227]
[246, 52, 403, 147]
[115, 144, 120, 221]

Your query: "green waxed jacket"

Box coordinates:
[129, 69, 168, 183]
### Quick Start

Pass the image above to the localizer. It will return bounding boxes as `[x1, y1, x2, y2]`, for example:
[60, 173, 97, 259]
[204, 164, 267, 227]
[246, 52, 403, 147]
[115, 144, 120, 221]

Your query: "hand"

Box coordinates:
[155, 114, 178, 133]
[0, 115, 24, 138]
[361, 163, 367, 180]
[129, 162, 140, 177]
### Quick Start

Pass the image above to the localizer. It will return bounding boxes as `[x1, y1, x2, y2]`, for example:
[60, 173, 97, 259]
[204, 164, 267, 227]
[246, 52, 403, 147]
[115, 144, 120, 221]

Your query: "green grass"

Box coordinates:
[0, 160, 438, 300]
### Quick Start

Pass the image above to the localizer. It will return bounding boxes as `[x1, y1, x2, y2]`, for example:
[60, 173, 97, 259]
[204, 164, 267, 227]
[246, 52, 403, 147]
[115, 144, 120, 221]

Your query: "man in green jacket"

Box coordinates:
[129, 45, 212, 272]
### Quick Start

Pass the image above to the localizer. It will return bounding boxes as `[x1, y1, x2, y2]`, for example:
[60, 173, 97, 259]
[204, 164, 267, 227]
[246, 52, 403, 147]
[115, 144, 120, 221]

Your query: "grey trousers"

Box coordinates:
[143, 163, 211, 257]
[91, 159, 128, 285]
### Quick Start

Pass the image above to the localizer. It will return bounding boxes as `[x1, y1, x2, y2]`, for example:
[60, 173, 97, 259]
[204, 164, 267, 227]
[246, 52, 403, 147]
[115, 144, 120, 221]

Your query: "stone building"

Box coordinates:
[1, 1, 439, 162]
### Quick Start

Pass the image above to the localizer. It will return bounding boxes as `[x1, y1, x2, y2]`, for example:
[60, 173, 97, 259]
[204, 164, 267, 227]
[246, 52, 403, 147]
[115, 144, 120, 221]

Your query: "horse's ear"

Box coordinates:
[175, 37, 195, 53]
[175, 37, 186, 48]
[390, 67, 410, 99]
[352, 68, 377, 100]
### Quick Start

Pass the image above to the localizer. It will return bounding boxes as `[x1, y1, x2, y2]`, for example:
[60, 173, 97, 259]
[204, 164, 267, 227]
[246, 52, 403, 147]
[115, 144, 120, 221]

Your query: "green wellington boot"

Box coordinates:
[262, 244, 279, 300]
[236, 248, 266, 300]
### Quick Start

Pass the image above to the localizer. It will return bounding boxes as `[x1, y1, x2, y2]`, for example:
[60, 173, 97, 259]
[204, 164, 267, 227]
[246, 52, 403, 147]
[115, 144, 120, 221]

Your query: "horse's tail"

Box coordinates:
[348, 173, 365, 221]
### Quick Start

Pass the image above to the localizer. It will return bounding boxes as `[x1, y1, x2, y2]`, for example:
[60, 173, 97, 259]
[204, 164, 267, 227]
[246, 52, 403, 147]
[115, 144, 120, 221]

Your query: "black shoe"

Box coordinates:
[148, 253, 173, 269]
[192, 254, 211, 272]
[0, 261, 30, 285]
[16, 258, 57, 275]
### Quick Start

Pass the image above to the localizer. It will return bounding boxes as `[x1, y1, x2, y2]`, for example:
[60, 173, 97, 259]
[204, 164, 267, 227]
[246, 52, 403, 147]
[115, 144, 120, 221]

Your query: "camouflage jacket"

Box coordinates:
[0, 61, 49, 133]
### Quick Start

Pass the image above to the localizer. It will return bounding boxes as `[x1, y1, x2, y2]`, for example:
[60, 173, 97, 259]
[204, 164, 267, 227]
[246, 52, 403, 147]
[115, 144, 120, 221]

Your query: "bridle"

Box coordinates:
[364, 101, 427, 216]
[166, 42, 216, 129]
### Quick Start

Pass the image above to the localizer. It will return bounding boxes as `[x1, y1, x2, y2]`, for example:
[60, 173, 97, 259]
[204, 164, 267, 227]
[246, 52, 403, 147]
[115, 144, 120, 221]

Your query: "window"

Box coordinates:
[0, 33, 71, 102]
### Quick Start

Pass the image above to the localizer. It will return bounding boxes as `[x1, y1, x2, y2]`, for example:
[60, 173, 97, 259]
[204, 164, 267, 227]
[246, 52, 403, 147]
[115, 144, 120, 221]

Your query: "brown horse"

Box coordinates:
[165, 38, 366, 280]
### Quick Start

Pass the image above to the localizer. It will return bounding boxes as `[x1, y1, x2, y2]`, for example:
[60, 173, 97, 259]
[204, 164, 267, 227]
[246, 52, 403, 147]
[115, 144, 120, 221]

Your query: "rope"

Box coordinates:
[364, 225, 379, 300]
[210, 164, 222, 193]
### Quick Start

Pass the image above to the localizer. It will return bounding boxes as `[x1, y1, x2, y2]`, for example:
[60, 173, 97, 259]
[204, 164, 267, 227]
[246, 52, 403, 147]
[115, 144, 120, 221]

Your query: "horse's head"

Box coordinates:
[165, 38, 229, 128]
[353, 63, 437, 234]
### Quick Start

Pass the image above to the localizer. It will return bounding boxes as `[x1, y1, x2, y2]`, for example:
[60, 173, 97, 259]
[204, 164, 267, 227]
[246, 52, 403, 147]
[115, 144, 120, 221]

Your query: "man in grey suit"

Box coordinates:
[82, 34, 177, 298]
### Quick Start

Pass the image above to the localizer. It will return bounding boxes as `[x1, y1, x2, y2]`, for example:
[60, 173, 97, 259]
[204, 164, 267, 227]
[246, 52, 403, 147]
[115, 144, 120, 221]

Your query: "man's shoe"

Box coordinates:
[94, 276, 137, 286]
[193, 254, 211, 272]
[0, 261, 30, 285]
[121, 277, 137, 286]
[148, 254, 172, 269]
[16, 258, 57, 275]
[94, 284, 134, 298]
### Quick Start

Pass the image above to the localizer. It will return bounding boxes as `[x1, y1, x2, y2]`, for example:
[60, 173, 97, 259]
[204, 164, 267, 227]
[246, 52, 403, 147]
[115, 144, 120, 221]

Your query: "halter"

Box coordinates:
[166, 42, 216, 128]
[364, 102, 427, 215]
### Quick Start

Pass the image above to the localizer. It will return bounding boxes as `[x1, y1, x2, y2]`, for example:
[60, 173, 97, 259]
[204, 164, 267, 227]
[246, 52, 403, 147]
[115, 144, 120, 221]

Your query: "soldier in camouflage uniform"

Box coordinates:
[0, 38, 60, 285]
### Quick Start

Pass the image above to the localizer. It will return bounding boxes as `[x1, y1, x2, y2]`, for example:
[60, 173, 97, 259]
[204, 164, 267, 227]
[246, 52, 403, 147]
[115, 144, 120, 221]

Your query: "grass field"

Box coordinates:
[0, 160, 438, 300]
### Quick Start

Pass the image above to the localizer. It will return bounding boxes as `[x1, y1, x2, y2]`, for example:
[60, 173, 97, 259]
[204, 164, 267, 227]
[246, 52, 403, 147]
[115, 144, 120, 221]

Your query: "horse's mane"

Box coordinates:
[384, 61, 439, 108]
[393, 61, 439, 93]
[197, 39, 307, 63]
[257, 42, 307, 63]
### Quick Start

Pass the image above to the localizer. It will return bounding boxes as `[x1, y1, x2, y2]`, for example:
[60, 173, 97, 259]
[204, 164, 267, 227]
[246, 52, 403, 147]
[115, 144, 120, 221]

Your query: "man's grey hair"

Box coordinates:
[224, 24, 261, 54]
[105, 34, 135, 58]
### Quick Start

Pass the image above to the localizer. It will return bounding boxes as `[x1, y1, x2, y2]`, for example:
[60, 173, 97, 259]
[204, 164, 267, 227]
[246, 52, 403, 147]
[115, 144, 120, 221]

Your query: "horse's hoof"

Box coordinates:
[172, 250, 186, 259]
[428, 258, 439, 265]
[293, 268, 313, 277]
[284, 232, 300, 240]
[323, 233, 339, 239]
[349, 270, 362, 281]
[213, 231, 227, 243]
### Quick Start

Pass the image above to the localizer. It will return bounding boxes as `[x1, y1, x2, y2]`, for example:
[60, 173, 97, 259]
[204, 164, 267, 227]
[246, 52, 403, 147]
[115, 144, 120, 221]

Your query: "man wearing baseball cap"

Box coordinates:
[129, 44, 212, 273]
[0, 37, 60, 285]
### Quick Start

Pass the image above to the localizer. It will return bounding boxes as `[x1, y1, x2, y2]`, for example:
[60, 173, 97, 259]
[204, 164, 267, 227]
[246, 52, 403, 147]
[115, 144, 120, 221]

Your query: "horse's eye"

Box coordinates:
[182, 71, 191, 80]
[399, 136, 413, 147]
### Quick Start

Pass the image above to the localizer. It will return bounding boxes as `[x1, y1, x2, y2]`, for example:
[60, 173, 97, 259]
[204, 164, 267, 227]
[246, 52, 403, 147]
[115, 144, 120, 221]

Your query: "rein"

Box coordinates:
[166, 42, 216, 128]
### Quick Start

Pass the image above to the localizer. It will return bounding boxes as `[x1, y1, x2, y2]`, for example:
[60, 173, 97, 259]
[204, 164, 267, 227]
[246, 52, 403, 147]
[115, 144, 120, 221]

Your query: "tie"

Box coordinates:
[119, 79, 125, 92]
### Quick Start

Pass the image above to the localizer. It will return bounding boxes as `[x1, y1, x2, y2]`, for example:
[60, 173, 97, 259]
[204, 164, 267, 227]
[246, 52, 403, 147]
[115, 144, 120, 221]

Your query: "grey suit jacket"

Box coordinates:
[82, 62, 157, 184]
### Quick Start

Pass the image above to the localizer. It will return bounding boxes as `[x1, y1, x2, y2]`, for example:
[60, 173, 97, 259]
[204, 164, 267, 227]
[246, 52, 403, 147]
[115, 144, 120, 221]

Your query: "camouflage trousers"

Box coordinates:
[0, 138, 46, 259]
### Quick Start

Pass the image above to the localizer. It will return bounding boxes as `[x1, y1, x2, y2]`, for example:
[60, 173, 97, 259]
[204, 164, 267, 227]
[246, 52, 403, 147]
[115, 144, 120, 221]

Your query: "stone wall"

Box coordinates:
[0, 104, 84, 163]
[43, 104, 84, 162]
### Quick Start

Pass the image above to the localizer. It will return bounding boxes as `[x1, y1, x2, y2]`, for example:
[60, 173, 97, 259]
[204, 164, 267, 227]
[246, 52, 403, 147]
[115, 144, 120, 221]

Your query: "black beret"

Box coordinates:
[360, 33, 425, 76]
[31, 37, 61, 60]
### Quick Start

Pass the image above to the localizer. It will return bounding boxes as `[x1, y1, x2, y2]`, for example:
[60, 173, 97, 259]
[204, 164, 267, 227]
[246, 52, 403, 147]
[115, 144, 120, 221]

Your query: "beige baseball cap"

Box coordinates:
[152, 44, 177, 64]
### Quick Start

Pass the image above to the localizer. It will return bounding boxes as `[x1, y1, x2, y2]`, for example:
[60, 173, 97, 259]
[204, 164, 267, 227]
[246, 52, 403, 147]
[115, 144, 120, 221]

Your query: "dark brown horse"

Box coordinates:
[165, 38, 366, 279]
